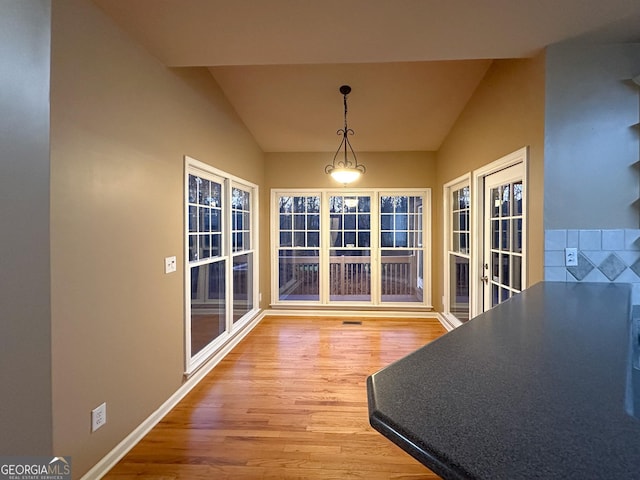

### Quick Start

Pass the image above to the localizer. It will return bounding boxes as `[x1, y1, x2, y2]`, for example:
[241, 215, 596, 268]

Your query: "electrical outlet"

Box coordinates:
[91, 402, 107, 432]
[565, 248, 578, 267]
[165, 256, 177, 274]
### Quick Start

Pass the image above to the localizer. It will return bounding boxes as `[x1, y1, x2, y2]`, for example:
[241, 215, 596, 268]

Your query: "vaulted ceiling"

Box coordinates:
[94, 0, 640, 152]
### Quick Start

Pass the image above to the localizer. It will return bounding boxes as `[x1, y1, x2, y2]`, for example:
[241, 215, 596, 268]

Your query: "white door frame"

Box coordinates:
[470, 147, 528, 318]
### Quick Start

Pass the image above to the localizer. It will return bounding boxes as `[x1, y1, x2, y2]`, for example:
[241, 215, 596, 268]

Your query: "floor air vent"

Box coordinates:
[342, 320, 363, 325]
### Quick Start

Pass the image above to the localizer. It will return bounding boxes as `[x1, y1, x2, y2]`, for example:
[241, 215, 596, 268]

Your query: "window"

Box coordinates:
[380, 195, 424, 303]
[277, 194, 321, 302]
[187, 173, 226, 358]
[444, 176, 471, 324]
[329, 194, 371, 302]
[185, 157, 258, 373]
[271, 189, 431, 308]
[231, 186, 254, 323]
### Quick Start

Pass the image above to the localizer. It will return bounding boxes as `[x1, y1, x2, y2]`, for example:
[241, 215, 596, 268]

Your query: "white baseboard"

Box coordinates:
[81, 311, 266, 480]
[265, 308, 452, 330]
[264, 308, 441, 319]
[438, 312, 462, 331]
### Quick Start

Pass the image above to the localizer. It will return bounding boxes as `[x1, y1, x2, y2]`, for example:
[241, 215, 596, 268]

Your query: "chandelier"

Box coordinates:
[325, 85, 366, 184]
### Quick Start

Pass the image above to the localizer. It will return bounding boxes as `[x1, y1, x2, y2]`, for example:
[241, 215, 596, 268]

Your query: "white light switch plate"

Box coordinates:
[91, 402, 107, 432]
[165, 256, 177, 274]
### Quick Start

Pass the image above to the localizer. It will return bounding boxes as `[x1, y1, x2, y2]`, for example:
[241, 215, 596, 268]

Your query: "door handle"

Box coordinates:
[481, 263, 489, 284]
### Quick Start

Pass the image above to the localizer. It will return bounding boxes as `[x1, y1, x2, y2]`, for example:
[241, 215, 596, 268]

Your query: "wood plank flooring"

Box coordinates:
[104, 316, 447, 479]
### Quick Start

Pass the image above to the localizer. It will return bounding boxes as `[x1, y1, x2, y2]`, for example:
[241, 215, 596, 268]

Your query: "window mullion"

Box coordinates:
[224, 178, 232, 333]
[371, 192, 381, 306]
[320, 191, 330, 304]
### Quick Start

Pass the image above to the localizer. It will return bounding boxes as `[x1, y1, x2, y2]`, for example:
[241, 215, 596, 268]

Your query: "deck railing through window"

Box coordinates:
[329, 256, 371, 296]
[279, 255, 417, 298]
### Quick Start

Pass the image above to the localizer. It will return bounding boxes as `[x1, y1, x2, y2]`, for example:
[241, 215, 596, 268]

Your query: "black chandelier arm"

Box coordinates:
[327, 128, 362, 169]
[325, 162, 365, 174]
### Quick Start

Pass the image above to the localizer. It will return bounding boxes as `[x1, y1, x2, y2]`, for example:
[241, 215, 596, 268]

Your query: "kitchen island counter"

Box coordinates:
[367, 282, 640, 479]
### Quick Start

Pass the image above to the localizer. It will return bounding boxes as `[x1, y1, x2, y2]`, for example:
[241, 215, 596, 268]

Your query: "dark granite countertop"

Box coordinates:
[367, 282, 640, 480]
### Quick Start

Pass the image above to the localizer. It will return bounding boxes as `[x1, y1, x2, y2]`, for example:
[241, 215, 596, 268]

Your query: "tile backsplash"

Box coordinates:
[544, 229, 640, 283]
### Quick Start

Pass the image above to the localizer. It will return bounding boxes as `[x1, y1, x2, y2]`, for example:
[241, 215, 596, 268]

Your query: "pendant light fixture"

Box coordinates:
[325, 85, 366, 184]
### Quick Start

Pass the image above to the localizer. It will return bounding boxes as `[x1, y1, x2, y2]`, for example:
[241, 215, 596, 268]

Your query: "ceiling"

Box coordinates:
[94, 0, 640, 152]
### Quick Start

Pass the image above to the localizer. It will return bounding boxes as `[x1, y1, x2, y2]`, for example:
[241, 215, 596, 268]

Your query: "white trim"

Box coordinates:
[438, 312, 460, 331]
[421, 188, 432, 309]
[264, 308, 447, 330]
[268, 304, 434, 311]
[264, 308, 438, 318]
[472, 147, 528, 179]
[471, 146, 528, 317]
[80, 310, 266, 480]
[185, 155, 258, 189]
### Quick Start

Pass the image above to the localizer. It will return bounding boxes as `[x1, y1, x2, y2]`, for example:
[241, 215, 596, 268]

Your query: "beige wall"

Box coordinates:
[434, 55, 546, 311]
[264, 151, 437, 304]
[50, 0, 264, 476]
[265, 151, 437, 189]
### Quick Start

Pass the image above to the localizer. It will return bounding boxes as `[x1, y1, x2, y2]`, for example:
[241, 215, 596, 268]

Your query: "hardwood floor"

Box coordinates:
[104, 316, 446, 479]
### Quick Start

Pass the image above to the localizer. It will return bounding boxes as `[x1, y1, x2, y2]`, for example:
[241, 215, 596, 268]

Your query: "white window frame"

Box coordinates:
[230, 181, 256, 324]
[184, 156, 259, 374]
[272, 191, 323, 303]
[270, 188, 431, 309]
[442, 173, 471, 330]
[325, 190, 375, 305]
